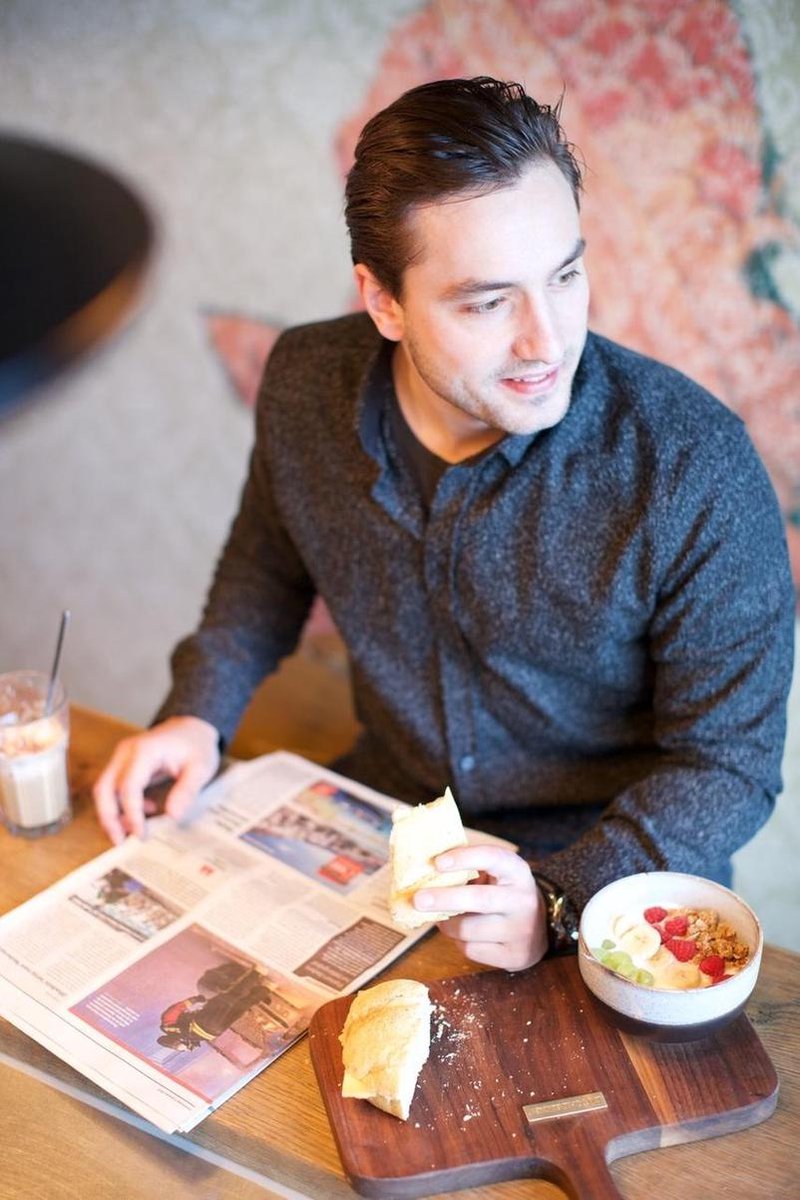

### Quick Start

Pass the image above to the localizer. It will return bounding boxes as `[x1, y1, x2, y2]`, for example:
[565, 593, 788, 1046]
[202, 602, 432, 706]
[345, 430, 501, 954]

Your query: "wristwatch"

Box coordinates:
[532, 871, 580, 956]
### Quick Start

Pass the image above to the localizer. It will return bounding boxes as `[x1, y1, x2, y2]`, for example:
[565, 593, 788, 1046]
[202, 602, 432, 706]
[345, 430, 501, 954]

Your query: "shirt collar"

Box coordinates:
[357, 337, 395, 465]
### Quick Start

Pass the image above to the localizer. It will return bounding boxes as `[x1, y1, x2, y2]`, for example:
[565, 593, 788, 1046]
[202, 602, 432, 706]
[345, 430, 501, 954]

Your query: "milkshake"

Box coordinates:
[0, 671, 71, 837]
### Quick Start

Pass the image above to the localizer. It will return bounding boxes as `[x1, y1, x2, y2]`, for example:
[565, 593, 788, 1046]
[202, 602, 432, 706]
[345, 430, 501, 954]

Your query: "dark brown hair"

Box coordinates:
[345, 76, 583, 297]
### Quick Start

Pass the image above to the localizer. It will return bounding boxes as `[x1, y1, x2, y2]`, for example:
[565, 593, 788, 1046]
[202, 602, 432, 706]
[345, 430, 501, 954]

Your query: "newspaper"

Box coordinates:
[0, 752, 504, 1134]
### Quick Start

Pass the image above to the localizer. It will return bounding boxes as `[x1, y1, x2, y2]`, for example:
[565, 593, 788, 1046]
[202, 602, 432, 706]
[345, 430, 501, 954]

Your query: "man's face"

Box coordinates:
[365, 160, 590, 455]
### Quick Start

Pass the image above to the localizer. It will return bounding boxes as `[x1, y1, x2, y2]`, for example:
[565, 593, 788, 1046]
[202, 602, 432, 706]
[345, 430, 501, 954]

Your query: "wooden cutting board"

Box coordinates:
[309, 955, 778, 1199]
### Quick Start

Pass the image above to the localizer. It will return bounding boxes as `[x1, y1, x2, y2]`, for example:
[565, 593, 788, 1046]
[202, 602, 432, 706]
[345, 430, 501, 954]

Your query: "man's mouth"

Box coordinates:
[500, 365, 561, 395]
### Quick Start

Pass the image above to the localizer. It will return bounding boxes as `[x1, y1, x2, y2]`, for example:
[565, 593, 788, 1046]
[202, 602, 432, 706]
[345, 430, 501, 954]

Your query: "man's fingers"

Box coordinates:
[93, 720, 221, 844]
[437, 913, 509, 942]
[414, 881, 523, 917]
[92, 718, 222, 844]
[115, 751, 161, 839]
[434, 844, 533, 887]
[165, 762, 213, 821]
[93, 758, 128, 845]
[425, 846, 548, 972]
[448, 939, 534, 972]
[93, 741, 142, 844]
[94, 737, 164, 842]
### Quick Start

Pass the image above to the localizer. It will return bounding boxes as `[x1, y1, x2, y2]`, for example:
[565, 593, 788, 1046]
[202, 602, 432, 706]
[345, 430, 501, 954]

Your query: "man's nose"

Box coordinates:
[512, 297, 562, 364]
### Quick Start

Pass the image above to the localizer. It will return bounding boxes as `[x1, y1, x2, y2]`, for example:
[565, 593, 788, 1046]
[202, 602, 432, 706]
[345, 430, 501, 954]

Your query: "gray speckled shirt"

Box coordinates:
[157, 313, 794, 912]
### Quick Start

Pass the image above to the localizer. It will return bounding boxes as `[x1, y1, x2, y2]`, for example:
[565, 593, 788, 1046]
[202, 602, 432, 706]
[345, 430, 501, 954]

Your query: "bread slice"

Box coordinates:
[389, 786, 478, 929]
[339, 979, 432, 1120]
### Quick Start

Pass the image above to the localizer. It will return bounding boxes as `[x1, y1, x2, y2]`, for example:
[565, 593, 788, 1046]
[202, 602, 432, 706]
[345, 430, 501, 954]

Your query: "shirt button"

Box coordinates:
[459, 754, 476, 772]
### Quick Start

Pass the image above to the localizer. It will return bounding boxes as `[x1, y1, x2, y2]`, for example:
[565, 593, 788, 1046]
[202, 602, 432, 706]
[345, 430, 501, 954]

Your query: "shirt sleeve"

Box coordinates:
[154, 333, 316, 743]
[536, 419, 795, 913]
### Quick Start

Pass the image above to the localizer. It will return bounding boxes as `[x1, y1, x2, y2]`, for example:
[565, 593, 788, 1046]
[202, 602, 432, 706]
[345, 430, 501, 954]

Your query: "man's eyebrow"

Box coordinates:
[441, 278, 517, 301]
[441, 238, 586, 301]
[554, 237, 586, 274]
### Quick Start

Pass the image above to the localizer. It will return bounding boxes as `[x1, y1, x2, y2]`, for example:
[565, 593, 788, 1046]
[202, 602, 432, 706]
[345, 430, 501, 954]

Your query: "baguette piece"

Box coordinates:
[389, 786, 478, 930]
[339, 979, 432, 1120]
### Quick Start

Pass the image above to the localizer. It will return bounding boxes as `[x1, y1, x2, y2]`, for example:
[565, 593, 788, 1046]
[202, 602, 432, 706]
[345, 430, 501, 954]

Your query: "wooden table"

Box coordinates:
[1, 706, 797, 1200]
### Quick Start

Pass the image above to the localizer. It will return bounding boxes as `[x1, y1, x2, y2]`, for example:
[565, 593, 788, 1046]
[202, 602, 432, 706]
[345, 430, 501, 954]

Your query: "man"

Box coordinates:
[157, 967, 270, 1051]
[94, 78, 794, 972]
[159, 993, 205, 1038]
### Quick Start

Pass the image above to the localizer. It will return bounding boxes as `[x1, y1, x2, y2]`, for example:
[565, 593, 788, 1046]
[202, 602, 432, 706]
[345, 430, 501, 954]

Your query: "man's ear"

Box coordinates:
[354, 264, 405, 341]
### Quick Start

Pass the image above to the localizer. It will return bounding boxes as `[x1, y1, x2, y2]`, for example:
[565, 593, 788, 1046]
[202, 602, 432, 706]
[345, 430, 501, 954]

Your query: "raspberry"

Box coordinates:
[664, 915, 689, 937]
[644, 906, 667, 924]
[664, 937, 697, 962]
[699, 955, 725, 977]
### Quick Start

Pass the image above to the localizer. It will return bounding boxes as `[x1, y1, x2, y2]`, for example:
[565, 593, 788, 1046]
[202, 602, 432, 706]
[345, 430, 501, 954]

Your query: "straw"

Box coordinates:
[45, 609, 70, 715]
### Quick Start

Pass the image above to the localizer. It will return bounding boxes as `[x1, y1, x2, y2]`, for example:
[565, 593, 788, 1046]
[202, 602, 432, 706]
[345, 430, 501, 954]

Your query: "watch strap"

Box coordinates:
[532, 870, 580, 956]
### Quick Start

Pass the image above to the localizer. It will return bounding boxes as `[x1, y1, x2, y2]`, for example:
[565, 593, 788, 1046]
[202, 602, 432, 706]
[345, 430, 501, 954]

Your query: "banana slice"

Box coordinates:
[660, 960, 702, 990]
[617, 922, 661, 964]
[648, 946, 673, 970]
[612, 912, 639, 940]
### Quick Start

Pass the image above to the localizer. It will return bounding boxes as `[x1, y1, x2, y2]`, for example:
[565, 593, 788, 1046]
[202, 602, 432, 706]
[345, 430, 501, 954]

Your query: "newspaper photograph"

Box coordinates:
[71, 925, 317, 1103]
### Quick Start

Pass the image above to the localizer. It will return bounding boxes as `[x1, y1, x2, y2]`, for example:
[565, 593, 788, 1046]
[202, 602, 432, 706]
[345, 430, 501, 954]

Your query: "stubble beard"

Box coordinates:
[406, 334, 577, 439]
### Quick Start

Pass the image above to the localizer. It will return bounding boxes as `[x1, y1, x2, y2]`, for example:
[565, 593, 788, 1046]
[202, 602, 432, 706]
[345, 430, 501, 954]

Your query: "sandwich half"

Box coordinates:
[389, 786, 478, 930]
[339, 978, 432, 1120]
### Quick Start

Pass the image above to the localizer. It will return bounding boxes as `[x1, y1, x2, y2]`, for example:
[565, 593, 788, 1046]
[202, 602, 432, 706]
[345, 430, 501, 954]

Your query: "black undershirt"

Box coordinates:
[387, 391, 495, 511]
[386, 393, 449, 511]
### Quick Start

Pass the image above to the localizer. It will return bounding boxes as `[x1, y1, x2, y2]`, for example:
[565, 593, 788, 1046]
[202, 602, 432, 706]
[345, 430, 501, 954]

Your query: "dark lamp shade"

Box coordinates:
[0, 132, 154, 411]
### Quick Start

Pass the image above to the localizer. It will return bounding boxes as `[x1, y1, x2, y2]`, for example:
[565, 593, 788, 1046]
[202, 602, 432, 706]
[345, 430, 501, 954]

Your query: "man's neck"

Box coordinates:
[391, 343, 504, 464]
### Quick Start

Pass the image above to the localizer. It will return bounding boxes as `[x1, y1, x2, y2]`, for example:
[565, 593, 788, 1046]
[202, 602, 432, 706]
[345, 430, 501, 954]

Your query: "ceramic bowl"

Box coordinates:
[578, 872, 763, 1042]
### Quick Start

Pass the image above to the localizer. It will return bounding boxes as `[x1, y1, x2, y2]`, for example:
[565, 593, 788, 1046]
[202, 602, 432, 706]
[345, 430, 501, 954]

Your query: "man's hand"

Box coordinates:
[413, 844, 548, 971]
[93, 716, 221, 845]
